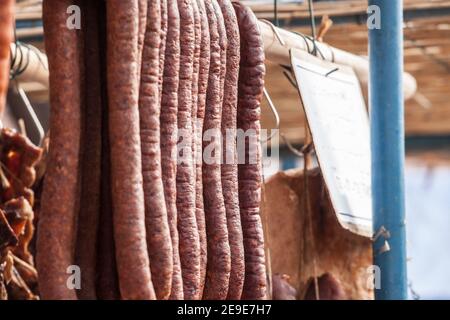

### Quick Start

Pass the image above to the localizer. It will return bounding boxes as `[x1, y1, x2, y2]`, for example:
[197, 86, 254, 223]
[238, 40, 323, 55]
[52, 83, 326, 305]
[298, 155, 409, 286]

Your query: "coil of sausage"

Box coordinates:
[75, 0, 103, 300]
[194, 0, 210, 296]
[218, 0, 245, 300]
[139, 0, 174, 300]
[106, 0, 155, 300]
[95, 0, 120, 300]
[202, 0, 231, 300]
[233, 2, 268, 300]
[36, 0, 82, 300]
[176, 0, 201, 300]
[161, 0, 184, 300]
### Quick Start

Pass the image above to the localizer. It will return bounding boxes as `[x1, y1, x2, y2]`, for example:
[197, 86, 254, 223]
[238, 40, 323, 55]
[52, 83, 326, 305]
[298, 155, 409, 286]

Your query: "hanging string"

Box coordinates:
[302, 125, 320, 300]
[290, 30, 326, 60]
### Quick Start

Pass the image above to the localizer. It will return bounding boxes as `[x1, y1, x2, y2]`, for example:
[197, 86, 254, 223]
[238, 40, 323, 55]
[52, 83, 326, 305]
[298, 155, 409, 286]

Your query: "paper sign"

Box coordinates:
[290, 48, 372, 237]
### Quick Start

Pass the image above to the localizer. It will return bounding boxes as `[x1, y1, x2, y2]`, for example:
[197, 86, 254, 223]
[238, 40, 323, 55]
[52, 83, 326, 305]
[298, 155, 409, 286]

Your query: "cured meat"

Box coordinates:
[160, 0, 183, 300]
[303, 273, 347, 300]
[176, 0, 201, 300]
[96, 0, 120, 300]
[217, 0, 245, 301]
[137, 0, 147, 76]
[159, 0, 168, 95]
[233, 2, 267, 300]
[202, 0, 231, 300]
[194, 0, 210, 296]
[139, 0, 173, 300]
[75, 0, 102, 300]
[36, 0, 82, 300]
[106, 0, 155, 300]
[272, 274, 297, 300]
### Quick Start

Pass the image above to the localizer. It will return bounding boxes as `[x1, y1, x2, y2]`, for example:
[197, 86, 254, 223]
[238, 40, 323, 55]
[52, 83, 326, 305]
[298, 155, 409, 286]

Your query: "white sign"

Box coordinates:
[290, 48, 372, 237]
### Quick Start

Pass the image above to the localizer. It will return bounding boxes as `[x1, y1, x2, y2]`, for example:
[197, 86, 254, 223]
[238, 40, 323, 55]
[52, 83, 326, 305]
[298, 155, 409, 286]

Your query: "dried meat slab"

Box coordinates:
[0, 128, 42, 205]
[0, 209, 17, 251]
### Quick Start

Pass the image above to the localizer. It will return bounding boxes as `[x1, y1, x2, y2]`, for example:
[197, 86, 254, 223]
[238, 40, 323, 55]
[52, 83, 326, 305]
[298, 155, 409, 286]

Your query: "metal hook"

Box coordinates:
[372, 225, 391, 242]
[260, 19, 286, 46]
[281, 133, 304, 158]
[262, 88, 280, 144]
[290, 30, 312, 55]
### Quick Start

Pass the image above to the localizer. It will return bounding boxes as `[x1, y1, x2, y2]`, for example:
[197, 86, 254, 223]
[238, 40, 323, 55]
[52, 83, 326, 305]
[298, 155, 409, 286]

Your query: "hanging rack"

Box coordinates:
[257, 20, 417, 100]
[10, 42, 48, 87]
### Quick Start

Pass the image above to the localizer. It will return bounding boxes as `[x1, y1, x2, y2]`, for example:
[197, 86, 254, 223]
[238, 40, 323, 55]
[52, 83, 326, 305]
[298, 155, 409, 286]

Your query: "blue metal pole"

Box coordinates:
[369, 0, 407, 300]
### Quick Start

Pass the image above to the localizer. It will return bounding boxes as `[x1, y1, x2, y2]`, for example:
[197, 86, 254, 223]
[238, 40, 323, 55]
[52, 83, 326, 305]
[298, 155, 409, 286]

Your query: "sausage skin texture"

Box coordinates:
[36, 0, 82, 300]
[176, 0, 201, 300]
[191, 0, 201, 164]
[233, 2, 268, 300]
[106, 0, 155, 300]
[96, 0, 120, 300]
[190, 0, 203, 296]
[75, 0, 102, 300]
[202, 0, 231, 300]
[139, 0, 173, 300]
[137, 0, 148, 80]
[0, 0, 13, 116]
[159, 0, 168, 97]
[218, 0, 245, 301]
[161, 0, 184, 300]
[193, 0, 209, 297]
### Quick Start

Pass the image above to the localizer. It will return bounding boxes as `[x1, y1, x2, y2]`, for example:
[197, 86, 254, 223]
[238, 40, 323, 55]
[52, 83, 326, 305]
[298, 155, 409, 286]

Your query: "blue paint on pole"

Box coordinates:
[369, 0, 408, 299]
[280, 148, 298, 170]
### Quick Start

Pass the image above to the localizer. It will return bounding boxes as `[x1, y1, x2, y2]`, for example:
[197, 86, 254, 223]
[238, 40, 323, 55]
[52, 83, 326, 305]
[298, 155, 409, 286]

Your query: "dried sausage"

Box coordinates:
[218, 0, 245, 300]
[96, 0, 120, 300]
[176, 0, 201, 300]
[139, 0, 173, 300]
[75, 0, 103, 300]
[202, 0, 231, 300]
[159, 0, 168, 96]
[106, 0, 155, 300]
[36, 0, 82, 300]
[137, 0, 147, 79]
[160, 0, 184, 300]
[194, 0, 210, 296]
[233, 2, 267, 300]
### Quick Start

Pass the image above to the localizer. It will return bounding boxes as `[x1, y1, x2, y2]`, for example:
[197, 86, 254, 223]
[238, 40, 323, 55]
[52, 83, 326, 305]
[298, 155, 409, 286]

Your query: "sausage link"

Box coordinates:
[106, 0, 155, 300]
[202, 0, 231, 300]
[176, 0, 201, 300]
[96, 0, 120, 300]
[161, 0, 184, 300]
[191, 0, 201, 154]
[194, 0, 209, 297]
[159, 0, 168, 96]
[218, 0, 245, 300]
[233, 2, 267, 300]
[137, 0, 147, 80]
[139, 0, 174, 300]
[36, 0, 82, 300]
[75, 0, 102, 300]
